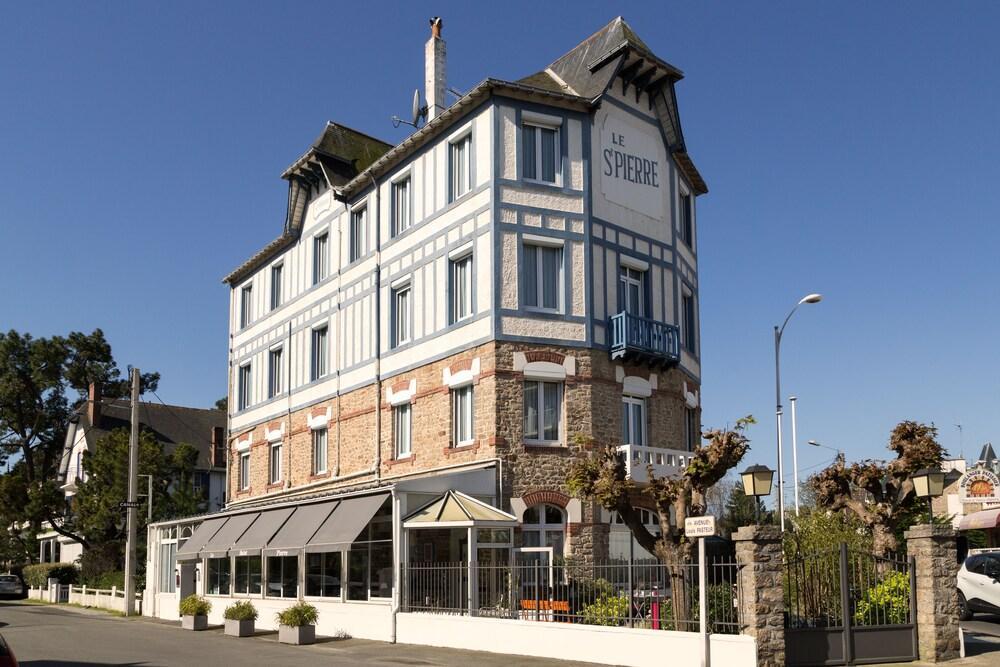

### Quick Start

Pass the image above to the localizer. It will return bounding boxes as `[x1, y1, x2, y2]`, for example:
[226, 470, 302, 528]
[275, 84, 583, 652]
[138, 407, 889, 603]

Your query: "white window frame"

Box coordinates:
[269, 441, 282, 485]
[312, 427, 328, 475]
[523, 239, 564, 313]
[682, 290, 696, 355]
[237, 363, 251, 411]
[684, 407, 699, 452]
[393, 403, 412, 459]
[270, 263, 283, 310]
[448, 132, 472, 202]
[622, 395, 647, 446]
[521, 504, 566, 554]
[619, 265, 645, 317]
[391, 175, 411, 237]
[679, 188, 694, 249]
[392, 283, 411, 347]
[239, 452, 250, 490]
[523, 380, 563, 445]
[239, 284, 252, 329]
[312, 232, 329, 285]
[267, 346, 283, 399]
[521, 121, 561, 185]
[451, 385, 474, 447]
[350, 205, 367, 263]
[449, 253, 473, 324]
[311, 325, 328, 381]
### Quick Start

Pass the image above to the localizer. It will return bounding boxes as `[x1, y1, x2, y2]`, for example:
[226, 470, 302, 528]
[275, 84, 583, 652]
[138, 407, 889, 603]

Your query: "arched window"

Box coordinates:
[522, 504, 565, 555]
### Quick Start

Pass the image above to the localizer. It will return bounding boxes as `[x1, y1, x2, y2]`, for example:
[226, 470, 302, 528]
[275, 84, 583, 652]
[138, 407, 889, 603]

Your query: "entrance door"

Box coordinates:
[178, 562, 196, 600]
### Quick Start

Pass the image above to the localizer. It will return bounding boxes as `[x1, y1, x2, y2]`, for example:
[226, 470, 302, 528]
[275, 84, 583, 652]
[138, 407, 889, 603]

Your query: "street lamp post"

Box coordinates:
[138, 474, 153, 523]
[807, 439, 844, 462]
[774, 294, 822, 532]
[911, 468, 946, 521]
[741, 464, 775, 524]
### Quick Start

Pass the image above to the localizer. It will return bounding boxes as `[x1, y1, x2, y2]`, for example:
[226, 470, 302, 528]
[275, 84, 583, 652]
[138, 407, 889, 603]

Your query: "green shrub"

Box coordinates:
[80, 570, 125, 590]
[22, 563, 78, 588]
[179, 594, 211, 617]
[581, 593, 629, 626]
[853, 571, 910, 626]
[276, 602, 319, 627]
[224, 600, 258, 622]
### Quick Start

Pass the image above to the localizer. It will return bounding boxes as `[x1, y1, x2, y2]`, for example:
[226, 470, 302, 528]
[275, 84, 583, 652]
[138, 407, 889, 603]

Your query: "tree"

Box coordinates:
[167, 443, 205, 519]
[567, 416, 755, 627]
[214, 396, 227, 412]
[719, 480, 768, 537]
[809, 421, 945, 556]
[0, 328, 158, 560]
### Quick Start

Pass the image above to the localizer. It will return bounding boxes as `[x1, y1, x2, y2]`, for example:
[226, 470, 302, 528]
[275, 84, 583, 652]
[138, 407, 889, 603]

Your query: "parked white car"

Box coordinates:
[957, 550, 1000, 620]
[0, 574, 24, 600]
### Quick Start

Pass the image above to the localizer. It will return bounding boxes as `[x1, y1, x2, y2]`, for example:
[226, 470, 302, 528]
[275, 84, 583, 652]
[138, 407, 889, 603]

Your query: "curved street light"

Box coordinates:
[774, 293, 822, 532]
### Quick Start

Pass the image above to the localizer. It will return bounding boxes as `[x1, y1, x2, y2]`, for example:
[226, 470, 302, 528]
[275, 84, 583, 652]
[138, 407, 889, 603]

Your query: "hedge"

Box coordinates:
[22, 563, 78, 588]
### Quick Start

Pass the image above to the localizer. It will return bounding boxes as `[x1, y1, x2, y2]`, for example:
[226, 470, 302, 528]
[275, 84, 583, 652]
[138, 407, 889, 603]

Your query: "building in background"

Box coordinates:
[146, 16, 707, 635]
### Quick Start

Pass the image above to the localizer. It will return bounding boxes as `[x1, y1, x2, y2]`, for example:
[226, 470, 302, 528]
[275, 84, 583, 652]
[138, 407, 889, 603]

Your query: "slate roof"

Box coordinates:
[67, 399, 225, 473]
[979, 443, 998, 464]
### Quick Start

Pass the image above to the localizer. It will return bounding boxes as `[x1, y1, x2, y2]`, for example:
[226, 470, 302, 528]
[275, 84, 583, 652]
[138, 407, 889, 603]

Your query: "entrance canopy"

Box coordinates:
[959, 508, 1000, 530]
[403, 490, 517, 529]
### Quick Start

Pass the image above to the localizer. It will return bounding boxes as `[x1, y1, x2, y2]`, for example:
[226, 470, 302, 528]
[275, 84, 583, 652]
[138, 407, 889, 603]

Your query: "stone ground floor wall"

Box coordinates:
[395, 612, 756, 667]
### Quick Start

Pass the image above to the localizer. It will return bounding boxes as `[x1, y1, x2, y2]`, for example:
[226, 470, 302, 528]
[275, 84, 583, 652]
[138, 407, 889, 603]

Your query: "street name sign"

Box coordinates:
[119, 501, 141, 509]
[684, 515, 716, 538]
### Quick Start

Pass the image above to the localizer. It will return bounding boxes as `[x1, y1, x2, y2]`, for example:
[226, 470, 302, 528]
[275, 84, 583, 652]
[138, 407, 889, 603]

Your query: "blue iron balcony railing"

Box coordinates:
[609, 312, 680, 366]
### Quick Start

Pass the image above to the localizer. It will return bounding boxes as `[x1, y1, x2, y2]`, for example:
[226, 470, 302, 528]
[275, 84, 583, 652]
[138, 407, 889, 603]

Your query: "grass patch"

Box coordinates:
[12, 598, 124, 617]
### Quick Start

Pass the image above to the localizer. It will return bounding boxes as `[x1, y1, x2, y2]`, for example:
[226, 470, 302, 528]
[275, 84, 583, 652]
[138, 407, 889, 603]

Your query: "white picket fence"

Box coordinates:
[30, 583, 141, 615]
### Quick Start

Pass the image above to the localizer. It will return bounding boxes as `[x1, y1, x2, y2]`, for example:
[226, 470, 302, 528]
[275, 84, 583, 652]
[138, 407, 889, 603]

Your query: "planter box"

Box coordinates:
[182, 614, 208, 631]
[278, 624, 316, 645]
[224, 619, 254, 637]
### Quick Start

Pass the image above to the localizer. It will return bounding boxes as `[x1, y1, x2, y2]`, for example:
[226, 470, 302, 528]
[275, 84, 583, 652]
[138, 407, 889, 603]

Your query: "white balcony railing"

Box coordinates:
[617, 444, 691, 484]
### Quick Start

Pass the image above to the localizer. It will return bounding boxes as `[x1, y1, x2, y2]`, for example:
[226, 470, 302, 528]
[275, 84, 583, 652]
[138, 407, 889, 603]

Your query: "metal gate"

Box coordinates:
[785, 543, 917, 666]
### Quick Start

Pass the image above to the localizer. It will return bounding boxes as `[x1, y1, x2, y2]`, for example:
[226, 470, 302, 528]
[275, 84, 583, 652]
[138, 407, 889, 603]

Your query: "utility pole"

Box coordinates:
[124, 368, 140, 616]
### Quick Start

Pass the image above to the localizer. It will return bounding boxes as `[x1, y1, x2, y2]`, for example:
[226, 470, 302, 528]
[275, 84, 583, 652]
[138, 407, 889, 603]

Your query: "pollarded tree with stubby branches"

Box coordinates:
[809, 421, 945, 557]
[567, 416, 755, 627]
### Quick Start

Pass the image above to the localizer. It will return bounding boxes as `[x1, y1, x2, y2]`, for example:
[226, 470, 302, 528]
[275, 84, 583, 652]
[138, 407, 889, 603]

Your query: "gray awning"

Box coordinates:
[176, 516, 227, 562]
[201, 512, 258, 559]
[228, 506, 294, 557]
[261, 501, 339, 558]
[305, 493, 390, 553]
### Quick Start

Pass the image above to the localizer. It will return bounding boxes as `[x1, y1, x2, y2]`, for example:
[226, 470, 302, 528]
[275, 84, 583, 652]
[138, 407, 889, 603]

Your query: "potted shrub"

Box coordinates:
[276, 602, 319, 645]
[223, 600, 258, 637]
[179, 594, 211, 631]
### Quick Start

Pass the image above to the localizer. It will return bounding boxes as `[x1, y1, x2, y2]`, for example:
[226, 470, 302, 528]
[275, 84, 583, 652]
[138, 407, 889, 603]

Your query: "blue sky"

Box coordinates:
[2, 2, 998, 492]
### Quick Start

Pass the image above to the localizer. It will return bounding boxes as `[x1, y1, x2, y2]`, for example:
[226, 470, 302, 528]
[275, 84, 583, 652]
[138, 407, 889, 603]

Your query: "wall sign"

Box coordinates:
[958, 468, 1000, 504]
[600, 116, 663, 219]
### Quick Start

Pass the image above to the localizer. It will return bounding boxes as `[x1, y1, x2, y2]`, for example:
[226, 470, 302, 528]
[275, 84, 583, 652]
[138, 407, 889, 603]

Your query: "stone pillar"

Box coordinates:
[733, 525, 784, 667]
[904, 524, 960, 662]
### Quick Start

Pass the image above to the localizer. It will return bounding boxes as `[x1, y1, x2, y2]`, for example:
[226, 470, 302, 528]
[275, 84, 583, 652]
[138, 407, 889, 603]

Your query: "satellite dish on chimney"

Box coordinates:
[393, 89, 428, 129]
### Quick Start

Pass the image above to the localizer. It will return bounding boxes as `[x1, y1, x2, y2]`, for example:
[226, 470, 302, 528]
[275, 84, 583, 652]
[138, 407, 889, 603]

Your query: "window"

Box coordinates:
[347, 499, 393, 600]
[680, 193, 694, 248]
[622, 396, 646, 446]
[619, 266, 645, 316]
[312, 427, 328, 475]
[311, 326, 327, 381]
[611, 509, 661, 537]
[350, 206, 367, 262]
[393, 403, 411, 458]
[266, 555, 297, 598]
[684, 407, 699, 452]
[449, 134, 472, 201]
[239, 452, 250, 490]
[237, 364, 251, 411]
[312, 233, 329, 285]
[158, 542, 177, 593]
[240, 285, 252, 328]
[522, 123, 559, 183]
[524, 243, 562, 311]
[233, 556, 262, 595]
[523, 380, 562, 444]
[268, 347, 282, 399]
[270, 264, 283, 310]
[522, 504, 565, 554]
[449, 254, 473, 323]
[206, 557, 231, 595]
[269, 441, 282, 484]
[392, 284, 411, 347]
[682, 293, 696, 354]
[392, 177, 411, 236]
[306, 551, 342, 598]
[452, 385, 474, 446]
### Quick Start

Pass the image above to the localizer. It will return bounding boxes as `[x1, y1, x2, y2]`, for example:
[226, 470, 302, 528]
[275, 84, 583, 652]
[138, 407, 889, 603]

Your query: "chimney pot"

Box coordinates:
[87, 382, 102, 426]
[425, 17, 447, 121]
[429, 16, 442, 39]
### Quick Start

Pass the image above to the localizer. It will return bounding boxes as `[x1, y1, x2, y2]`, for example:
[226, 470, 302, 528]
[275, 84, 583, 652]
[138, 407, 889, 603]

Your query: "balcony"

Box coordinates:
[618, 444, 691, 484]
[608, 312, 680, 367]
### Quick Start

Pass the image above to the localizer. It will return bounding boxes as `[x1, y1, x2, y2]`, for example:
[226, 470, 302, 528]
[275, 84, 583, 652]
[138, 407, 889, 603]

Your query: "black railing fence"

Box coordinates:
[401, 557, 741, 634]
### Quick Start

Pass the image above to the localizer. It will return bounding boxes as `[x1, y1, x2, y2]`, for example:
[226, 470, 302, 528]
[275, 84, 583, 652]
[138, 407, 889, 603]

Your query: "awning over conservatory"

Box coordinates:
[175, 516, 227, 562]
[403, 490, 517, 529]
[958, 508, 1000, 531]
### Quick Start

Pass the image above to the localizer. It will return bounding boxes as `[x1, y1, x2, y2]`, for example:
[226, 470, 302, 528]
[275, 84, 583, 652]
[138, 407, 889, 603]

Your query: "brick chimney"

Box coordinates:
[86, 382, 102, 425]
[425, 17, 446, 121]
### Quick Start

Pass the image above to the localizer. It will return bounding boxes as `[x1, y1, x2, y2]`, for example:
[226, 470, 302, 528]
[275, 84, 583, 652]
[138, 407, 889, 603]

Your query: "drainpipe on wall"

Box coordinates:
[318, 164, 343, 478]
[390, 487, 400, 643]
[369, 172, 383, 483]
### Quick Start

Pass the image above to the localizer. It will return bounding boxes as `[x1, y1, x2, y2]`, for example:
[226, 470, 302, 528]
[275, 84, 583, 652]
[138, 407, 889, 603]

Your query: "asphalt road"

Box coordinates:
[0, 601, 601, 667]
